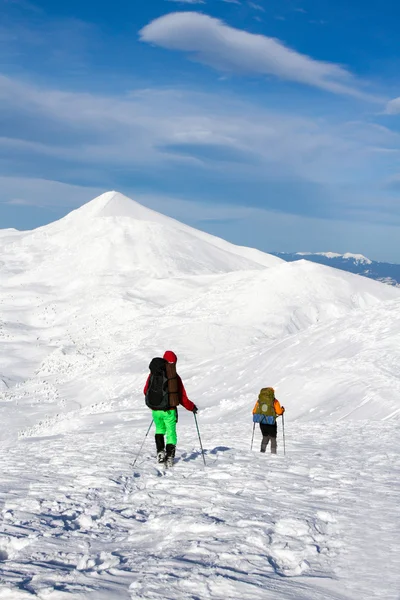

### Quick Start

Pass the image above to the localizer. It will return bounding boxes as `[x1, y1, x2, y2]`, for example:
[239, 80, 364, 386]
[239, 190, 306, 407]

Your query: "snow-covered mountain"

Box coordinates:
[273, 251, 400, 286]
[38, 190, 284, 278]
[1, 191, 399, 599]
[1, 191, 398, 432]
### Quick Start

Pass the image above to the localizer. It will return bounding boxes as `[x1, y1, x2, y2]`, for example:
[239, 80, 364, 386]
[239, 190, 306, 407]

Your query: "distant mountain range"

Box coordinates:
[272, 252, 400, 287]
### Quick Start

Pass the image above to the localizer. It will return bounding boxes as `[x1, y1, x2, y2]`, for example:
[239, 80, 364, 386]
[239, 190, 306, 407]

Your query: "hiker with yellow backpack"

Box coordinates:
[252, 388, 285, 454]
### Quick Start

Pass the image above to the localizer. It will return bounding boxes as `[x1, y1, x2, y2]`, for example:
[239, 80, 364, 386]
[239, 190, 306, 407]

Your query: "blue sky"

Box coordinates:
[1, 0, 400, 260]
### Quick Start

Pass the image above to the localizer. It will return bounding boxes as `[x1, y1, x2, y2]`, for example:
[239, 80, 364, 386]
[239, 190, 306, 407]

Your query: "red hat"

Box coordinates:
[163, 350, 177, 363]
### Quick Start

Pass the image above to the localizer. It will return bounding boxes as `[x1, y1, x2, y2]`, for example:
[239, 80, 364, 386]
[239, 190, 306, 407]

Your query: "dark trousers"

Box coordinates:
[260, 423, 277, 454]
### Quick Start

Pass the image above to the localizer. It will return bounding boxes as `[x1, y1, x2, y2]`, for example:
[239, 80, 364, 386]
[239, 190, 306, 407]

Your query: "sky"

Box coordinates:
[1, 0, 400, 261]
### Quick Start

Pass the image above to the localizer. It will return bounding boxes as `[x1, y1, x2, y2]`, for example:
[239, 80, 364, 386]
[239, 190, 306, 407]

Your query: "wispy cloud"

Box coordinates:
[0, 72, 399, 225]
[139, 12, 379, 100]
[248, 2, 265, 12]
[386, 97, 400, 115]
[5, 197, 31, 206]
[0, 73, 388, 181]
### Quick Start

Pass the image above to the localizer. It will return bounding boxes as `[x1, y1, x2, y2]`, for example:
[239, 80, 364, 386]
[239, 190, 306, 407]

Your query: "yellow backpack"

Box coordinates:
[253, 388, 276, 424]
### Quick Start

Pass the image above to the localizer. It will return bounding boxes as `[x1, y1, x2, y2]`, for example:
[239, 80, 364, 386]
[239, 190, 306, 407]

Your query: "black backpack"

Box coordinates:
[145, 358, 170, 411]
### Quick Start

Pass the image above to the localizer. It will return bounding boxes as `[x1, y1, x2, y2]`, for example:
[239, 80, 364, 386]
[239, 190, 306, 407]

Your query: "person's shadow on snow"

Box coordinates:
[178, 446, 231, 463]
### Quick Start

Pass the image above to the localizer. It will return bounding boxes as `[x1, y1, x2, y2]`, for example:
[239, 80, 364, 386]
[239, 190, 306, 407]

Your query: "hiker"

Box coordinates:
[252, 387, 285, 454]
[144, 350, 197, 467]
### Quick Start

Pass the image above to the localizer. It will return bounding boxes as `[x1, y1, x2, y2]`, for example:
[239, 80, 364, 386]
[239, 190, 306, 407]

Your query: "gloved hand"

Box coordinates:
[193, 405, 198, 415]
[281, 406, 285, 413]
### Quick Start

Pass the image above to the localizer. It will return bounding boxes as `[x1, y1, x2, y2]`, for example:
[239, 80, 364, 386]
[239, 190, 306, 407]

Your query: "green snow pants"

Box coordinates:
[152, 409, 177, 446]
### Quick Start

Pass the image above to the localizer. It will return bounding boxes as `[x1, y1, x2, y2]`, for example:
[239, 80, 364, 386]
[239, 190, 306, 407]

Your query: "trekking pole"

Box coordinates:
[132, 420, 153, 468]
[250, 422, 255, 451]
[194, 414, 206, 467]
[282, 413, 286, 456]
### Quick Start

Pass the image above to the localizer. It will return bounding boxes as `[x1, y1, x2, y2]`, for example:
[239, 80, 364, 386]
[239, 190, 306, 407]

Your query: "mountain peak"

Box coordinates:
[69, 190, 164, 223]
[31, 190, 283, 279]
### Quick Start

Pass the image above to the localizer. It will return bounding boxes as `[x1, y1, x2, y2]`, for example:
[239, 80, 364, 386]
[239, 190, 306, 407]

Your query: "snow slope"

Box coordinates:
[1, 191, 400, 599]
[196, 297, 400, 424]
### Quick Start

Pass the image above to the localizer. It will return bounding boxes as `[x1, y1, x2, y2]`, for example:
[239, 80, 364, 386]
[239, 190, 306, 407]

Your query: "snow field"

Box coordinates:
[0, 418, 399, 599]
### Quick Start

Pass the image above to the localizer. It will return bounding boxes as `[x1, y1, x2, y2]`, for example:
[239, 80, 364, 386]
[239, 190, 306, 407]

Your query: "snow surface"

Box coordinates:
[1, 191, 399, 599]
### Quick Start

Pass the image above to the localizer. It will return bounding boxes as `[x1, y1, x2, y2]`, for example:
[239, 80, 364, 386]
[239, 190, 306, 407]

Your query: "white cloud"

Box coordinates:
[386, 97, 400, 115]
[139, 12, 377, 100]
[1, 71, 400, 233]
[0, 73, 396, 186]
[0, 70, 399, 250]
[0, 74, 363, 182]
[248, 2, 265, 12]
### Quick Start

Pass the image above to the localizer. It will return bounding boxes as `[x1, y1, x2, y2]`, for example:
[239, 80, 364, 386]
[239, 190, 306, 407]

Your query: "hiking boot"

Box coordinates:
[155, 433, 165, 452]
[165, 455, 174, 468]
[157, 451, 166, 464]
[165, 444, 176, 468]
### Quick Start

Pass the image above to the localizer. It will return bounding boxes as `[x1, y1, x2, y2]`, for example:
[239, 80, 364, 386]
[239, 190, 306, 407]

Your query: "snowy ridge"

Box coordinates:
[295, 252, 372, 264]
[0, 191, 400, 599]
[274, 251, 400, 286]
[341, 252, 371, 263]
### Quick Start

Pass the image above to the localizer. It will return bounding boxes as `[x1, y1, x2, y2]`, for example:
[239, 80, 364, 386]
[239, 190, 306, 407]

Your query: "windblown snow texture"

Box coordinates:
[0, 191, 399, 599]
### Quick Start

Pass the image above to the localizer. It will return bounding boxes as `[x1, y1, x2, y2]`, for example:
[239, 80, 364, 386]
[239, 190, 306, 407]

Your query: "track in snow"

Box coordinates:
[0, 420, 399, 600]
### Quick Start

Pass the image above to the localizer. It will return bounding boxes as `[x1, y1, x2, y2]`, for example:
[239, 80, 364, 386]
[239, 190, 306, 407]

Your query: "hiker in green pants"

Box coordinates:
[144, 350, 197, 467]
